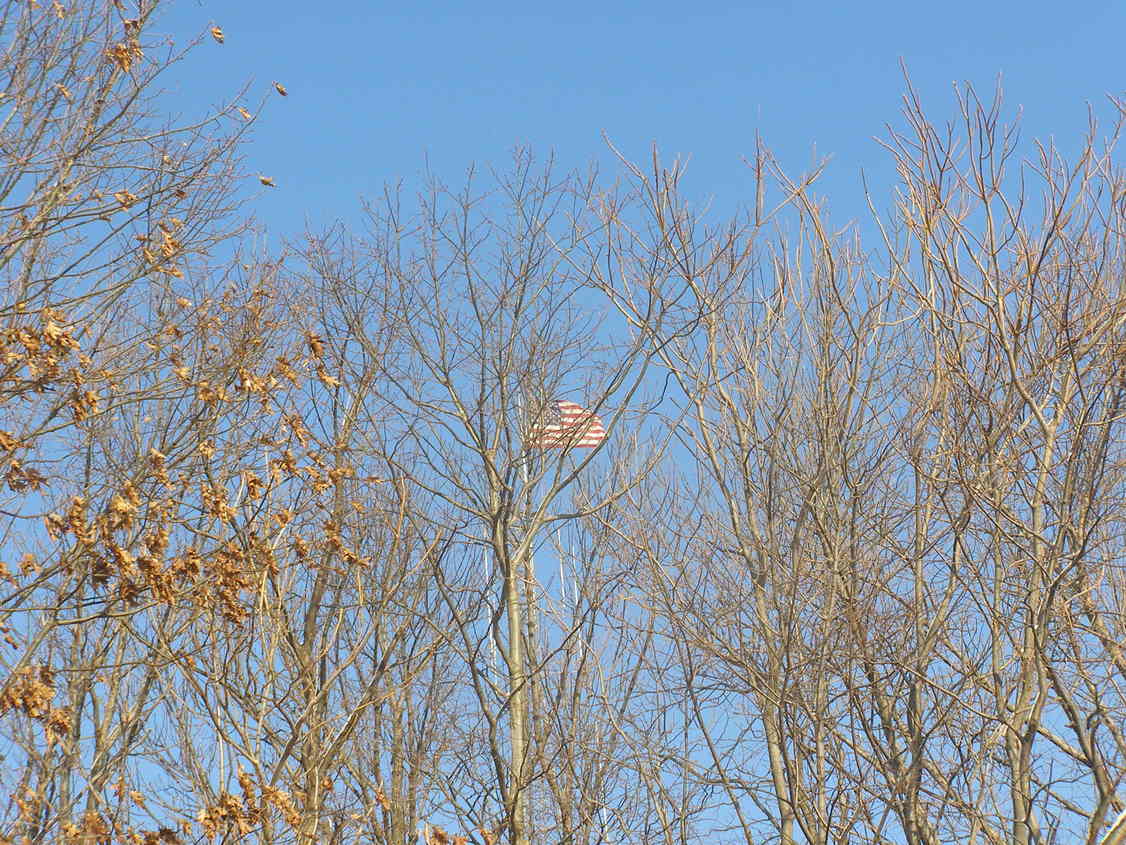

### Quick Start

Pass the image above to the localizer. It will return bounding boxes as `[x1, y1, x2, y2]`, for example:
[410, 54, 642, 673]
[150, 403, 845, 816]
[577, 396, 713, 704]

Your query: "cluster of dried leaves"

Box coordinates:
[195, 768, 302, 838]
[0, 2, 387, 843]
[0, 666, 69, 746]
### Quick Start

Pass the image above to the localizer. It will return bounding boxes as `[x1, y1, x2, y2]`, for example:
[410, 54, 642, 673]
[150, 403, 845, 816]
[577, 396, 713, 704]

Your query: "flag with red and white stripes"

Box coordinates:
[528, 399, 606, 449]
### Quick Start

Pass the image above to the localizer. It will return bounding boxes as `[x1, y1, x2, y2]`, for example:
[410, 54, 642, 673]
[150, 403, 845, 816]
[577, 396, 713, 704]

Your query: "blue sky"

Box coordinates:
[155, 0, 1126, 241]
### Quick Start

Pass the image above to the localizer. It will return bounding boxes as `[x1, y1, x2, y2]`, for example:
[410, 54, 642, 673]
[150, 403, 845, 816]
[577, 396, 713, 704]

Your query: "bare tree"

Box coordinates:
[875, 83, 1126, 845]
[332, 155, 700, 845]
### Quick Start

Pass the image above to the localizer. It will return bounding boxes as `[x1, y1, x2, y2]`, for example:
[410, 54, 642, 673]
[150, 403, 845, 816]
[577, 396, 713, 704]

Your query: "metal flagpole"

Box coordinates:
[488, 527, 499, 677]
[504, 397, 531, 845]
[518, 405, 541, 845]
[515, 396, 606, 844]
[558, 521, 566, 607]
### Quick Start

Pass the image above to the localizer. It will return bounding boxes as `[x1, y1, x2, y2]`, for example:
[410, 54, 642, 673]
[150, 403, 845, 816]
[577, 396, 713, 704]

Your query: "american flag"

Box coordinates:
[528, 399, 606, 449]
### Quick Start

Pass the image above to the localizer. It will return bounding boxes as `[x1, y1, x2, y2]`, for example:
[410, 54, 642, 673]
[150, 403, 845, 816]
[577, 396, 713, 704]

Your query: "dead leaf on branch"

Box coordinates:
[304, 331, 324, 358]
[316, 367, 340, 388]
[0, 665, 55, 718]
[106, 40, 143, 72]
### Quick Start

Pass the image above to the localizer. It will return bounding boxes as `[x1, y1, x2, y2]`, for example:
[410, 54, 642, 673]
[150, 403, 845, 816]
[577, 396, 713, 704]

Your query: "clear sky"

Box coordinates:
[155, 0, 1126, 242]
